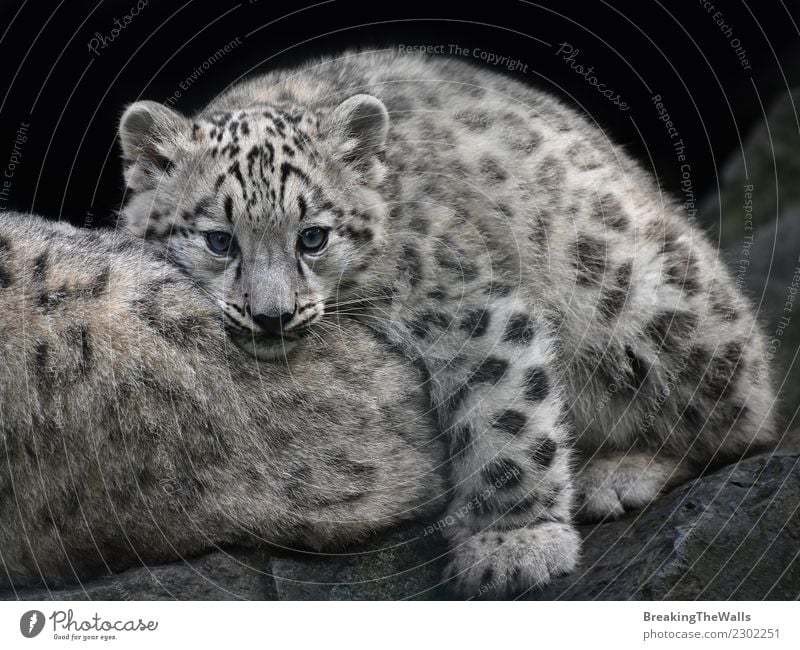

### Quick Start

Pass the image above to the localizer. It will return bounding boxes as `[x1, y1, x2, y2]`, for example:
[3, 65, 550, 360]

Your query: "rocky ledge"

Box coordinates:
[4, 451, 798, 600]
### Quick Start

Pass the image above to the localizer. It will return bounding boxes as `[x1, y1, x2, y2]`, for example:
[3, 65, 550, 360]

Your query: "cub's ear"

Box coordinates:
[325, 94, 389, 185]
[118, 101, 190, 190]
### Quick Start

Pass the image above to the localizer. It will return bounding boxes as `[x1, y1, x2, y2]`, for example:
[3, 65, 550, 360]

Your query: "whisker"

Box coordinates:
[324, 293, 397, 308]
[326, 309, 395, 321]
[306, 328, 330, 349]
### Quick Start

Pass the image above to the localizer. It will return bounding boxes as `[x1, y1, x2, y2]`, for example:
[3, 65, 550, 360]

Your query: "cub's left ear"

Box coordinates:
[325, 94, 389, 185]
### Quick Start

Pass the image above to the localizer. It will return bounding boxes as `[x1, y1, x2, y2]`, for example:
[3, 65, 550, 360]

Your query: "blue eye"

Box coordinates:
[205, 231, 233, 254]
[298, 227, 329, 253]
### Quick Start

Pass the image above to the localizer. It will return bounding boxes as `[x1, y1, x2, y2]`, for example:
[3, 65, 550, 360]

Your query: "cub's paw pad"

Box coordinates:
[444, 522, 580, 599]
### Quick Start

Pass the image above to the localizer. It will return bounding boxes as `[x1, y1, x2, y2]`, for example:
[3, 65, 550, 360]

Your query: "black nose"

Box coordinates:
[252, 311, 294, 336]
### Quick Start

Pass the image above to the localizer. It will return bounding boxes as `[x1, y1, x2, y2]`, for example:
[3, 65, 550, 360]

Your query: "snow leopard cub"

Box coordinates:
[118, 50, 778, 597]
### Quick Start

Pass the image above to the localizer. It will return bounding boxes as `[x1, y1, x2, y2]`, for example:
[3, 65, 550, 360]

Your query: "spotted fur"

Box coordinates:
[0, 212, 446, 588]
[119, 50, 778, 598]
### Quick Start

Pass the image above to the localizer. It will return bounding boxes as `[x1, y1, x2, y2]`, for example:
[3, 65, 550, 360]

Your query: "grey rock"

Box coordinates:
[0, 521, 451, 601]
[3, 548, 275, 601]
[267, 519, 451, 600]
[700, 88, 800, 252]
[531, 452, 800, 600]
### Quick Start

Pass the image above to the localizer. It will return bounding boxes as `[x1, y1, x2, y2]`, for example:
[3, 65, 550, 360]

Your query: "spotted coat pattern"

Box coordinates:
[0, 212, 446, 588]
[118, 50, 778, 598]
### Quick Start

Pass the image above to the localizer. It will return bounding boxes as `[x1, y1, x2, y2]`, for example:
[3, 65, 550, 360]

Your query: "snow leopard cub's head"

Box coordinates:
[118, 95, 389, 360]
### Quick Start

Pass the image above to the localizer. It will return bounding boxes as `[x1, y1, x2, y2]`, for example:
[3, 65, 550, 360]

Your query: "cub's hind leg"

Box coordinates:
[567, 281, 778, 523]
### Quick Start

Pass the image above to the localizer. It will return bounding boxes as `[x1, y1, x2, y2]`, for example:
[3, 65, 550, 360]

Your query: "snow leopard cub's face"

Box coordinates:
[118, 95, 389, 360]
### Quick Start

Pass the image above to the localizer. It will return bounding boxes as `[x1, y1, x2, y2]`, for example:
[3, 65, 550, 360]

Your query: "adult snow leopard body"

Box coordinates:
[118, 50, 778, 597]
[0, 212, 446, 588]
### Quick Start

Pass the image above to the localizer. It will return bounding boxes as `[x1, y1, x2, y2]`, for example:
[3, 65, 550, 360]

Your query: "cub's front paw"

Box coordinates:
[443, 522, 580, 599]
[573, 482, 629, 521]
[573, 453, 689, 522]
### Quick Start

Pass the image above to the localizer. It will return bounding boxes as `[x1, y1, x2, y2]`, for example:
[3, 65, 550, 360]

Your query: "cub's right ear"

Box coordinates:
[118, 101, 190, 190]
[324, 94, 389, 186]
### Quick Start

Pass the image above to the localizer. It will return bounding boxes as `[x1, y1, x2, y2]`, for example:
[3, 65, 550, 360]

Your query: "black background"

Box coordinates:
[0, 0, 797, 227]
